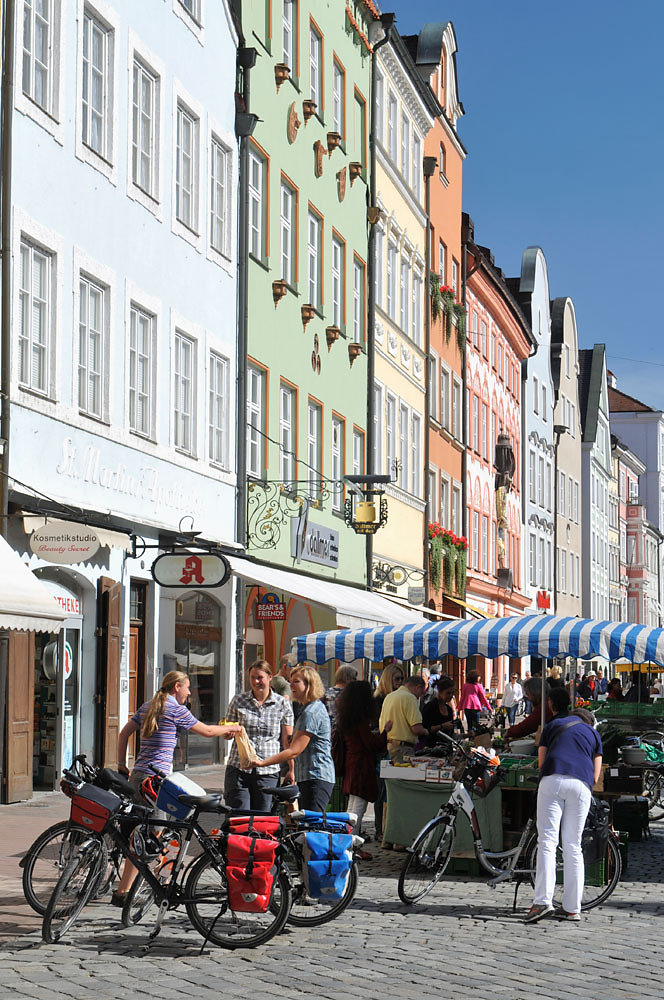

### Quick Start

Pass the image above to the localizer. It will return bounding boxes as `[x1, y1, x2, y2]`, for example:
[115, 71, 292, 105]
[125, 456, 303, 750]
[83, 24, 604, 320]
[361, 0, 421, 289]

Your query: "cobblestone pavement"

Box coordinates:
[2, 777, 663, 1000]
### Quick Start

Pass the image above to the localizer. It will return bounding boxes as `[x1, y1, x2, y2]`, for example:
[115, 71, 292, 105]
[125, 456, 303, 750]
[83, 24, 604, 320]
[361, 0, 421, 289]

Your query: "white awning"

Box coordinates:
[23, 515, 132, 552]
[0, 536, 67, 632]
[227, 556, 428, 630]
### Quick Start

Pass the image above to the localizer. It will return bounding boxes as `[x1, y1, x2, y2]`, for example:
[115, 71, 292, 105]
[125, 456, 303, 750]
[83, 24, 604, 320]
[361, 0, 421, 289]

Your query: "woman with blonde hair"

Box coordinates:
[374, 663, 405, 707]
[255, 665, 335, 810]
[114, 670, 240, 905]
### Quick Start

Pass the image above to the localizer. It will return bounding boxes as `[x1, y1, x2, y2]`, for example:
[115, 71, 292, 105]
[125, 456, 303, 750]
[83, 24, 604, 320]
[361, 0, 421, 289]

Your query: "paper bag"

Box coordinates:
[234, 726, 260, 769]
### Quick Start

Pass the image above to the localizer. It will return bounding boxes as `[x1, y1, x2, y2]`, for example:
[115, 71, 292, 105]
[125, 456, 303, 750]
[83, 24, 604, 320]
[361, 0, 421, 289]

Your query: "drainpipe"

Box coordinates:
[1, 0, 15, 541]
[234, 46, 258, 694]
[365, 14, 394, 592]
[422, 157, 437, 604]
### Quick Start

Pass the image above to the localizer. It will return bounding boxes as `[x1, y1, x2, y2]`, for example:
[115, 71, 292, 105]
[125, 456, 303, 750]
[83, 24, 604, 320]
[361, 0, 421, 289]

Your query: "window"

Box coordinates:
[399, 403, 409, 491]
[373, 382, 383, 473]
[354, 90, 367, 169]
[279, 383, 296, 482]
[451, 259, 459, 298]
[569, 478, 574, 519]
[280, 179, 296, 285]
[412, 413, 421, 496]
[529, 534, 537, 586]
[309, 23, 322, 108]
[331, 234, 345, 328]
[82, 10, 110, 159]
[400, 113, 410, 186]
[412, 272, 422, 347]
[248, 145, 266, 260]
[247, 364, 265, 478]
[375, 229, 384, 309]
[564, 343, 570, 377]
[570, 552, 575, 595]
[427, 469, 437, 524]
[542, 384, 547, 422]
[307, 400, 322, 497]
[412, 133, 421, 199]
[428, 356, 437, 420]
[332, 60, 345, 138]
[537, 456, 544, 507]
[18, 239, 51, 395]
[387, 90, 397, 161]
[210, 138, 230, 257]
[173, 331, 195, 455]
[176, 103, 199, 231]
[473, 511, 480, 571]
[179, 0, 201, 21]
[480, 320, 487, 356]
[472, 312, 478, 349]
[482, 516, 488, 573]
[78, 275, 105, 418]
[532, 377, 539, 414]
[560, 548, 567, 592]
[352, 257, 365, 344]
[352, 428, 364, 476]
[480, 403, 487, 460]
[452, 485, 461, 535]
[574, 481, 579, 522]
[440, 364, 450, 430]
[22, 0, 54, 112]
[282, 0, 295, 71]
[538, 537, 545, 588]
[497, 343, 503, 380]
[386, 392, 397, 480]
[546, 462, 552, 512]
[559, 472, 566, 516]
[400, 257, 409, 332]
[386, 240, 397, 320]
[331, 416, 344, 511]
[529, 451, 536, 503]
[209, 352, 228, 466]
[438, 240, 446, 284]
[129, 304, 154, 438]
[452, 379, 461, 440]
[132, 59, 158, 198]
[307, 209, 322, 309]
[375, 71, 384, 144]
[569, 402, 576, 437]
[490, 332, 496, 368]
[440, 476, 449, 527]
[472, 396, 479, 453]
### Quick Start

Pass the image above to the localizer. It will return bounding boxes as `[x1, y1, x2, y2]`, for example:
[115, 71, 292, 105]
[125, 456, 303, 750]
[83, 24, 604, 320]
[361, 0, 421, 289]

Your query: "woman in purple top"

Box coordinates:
[114, 670, 240, 906]
[457, 670, 492, 732]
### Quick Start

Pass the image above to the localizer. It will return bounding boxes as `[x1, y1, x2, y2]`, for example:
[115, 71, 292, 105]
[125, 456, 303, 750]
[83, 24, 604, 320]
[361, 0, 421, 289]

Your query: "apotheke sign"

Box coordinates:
[291, 519, 339, 568]
[30, 521, 100, 564]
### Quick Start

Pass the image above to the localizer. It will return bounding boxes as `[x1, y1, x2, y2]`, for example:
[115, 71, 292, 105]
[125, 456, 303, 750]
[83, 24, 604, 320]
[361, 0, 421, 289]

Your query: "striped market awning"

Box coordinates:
[289, 614, 664, 668]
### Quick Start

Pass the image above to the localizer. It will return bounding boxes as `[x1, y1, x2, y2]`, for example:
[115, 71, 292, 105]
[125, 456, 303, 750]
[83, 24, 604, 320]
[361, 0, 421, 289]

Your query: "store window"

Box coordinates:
[173, 592, 221, 767]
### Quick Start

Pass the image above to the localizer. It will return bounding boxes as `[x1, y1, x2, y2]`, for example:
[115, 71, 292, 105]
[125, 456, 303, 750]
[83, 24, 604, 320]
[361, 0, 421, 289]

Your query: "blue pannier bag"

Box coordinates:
[155, 772, 206, 820]
[301, 831, 353, 899]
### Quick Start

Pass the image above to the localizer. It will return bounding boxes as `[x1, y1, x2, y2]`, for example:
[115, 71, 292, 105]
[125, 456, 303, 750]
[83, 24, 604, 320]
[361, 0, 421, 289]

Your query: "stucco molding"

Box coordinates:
[379, 45, 436, 136]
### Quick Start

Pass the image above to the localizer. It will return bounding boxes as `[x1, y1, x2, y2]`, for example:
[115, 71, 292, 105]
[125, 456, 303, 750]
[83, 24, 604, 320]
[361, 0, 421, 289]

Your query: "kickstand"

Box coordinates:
[512, 876, 524, 913]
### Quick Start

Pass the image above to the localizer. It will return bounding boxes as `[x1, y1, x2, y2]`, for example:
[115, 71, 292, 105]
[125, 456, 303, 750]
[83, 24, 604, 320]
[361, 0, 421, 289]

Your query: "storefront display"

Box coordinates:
[174, 592, 221, 767]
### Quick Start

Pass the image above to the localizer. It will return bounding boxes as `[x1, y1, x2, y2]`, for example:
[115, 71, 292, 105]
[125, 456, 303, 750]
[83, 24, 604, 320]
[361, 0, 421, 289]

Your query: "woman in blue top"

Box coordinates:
[255, 665, 335, 810]
[525, 687, 602, 923]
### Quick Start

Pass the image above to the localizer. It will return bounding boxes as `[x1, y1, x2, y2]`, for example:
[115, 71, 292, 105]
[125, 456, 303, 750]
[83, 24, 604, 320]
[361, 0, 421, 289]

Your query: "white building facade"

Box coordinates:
[5, 0, 239, 793]
[579, 346, 612, 620]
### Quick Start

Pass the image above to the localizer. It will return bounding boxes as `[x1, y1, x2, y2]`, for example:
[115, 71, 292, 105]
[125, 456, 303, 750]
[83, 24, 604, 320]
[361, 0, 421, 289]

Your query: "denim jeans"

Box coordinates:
[506, 704, 518, 726]
[297, 779, 334, 812]
[223, 767, 279, 812]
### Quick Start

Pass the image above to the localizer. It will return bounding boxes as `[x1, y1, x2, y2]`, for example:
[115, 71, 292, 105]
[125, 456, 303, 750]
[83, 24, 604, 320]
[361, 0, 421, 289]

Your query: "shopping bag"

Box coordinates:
[234, 726, 260, 769]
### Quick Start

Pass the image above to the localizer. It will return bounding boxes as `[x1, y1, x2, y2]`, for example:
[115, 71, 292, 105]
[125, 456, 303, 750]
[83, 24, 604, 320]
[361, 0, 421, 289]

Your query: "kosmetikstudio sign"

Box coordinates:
[30, 521, 100, 565]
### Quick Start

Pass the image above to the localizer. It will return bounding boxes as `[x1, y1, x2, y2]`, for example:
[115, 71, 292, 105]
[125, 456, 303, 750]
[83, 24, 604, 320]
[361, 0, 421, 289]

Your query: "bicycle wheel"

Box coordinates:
[22, 822, 91, 915]
[285, 840, 358, 927]
[524, 832, 621, 910]
[398, 818, 455, 905]
[643, 769, 664, 821]
[42, 837, 108, 943]
[185, 854, 292, 949]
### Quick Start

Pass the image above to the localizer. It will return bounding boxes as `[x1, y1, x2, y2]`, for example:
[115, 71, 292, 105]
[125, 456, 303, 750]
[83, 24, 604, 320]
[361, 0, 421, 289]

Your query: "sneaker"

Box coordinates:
[558, 910, 581, 921]
[524, 904, 554, 923]
[110, 890, 127, 908]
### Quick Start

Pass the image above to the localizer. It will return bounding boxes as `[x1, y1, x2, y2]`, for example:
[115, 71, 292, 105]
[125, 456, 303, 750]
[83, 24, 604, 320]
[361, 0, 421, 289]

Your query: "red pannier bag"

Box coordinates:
[228, 815, 282, 837]
[71, 783, 122, 833]
[225, 833, 278, 913]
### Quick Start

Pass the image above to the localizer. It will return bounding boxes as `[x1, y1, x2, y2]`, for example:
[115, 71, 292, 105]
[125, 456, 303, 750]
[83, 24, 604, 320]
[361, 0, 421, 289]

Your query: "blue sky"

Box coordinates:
[390, 0, 664, 406]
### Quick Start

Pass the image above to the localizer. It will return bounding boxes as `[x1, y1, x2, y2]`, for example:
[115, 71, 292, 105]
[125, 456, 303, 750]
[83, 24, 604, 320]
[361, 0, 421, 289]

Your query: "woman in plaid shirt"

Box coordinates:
[224, 660, 294, 811]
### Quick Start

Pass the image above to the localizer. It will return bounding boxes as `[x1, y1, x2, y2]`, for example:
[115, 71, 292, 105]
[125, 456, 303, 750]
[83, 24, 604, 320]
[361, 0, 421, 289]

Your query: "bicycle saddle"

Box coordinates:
[99, 768, 135, 798]
[178, 793, 231, 813]
[267, 784, 300, 802]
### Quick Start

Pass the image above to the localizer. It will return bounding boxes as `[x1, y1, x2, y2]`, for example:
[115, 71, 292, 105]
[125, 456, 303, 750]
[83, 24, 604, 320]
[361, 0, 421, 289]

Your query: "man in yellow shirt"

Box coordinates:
[380, 675, 428, 763]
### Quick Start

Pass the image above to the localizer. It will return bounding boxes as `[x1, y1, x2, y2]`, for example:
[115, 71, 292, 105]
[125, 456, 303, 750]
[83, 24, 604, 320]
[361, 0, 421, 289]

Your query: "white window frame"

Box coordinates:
[307, 208, 322, 310]
[332, 58, 345, 138]
[559, 471, 566, 516]
[412, 411, 422, 497]
[399, 402, 409, 491]
[77, 269, 110, 422]
[428, 353, 438, 422]
[352, 428, 364, 477]
[412, 133, 421, 200]
[440, 474, 449, 528]
[352, 257, 365, 344]
[387, 89, 397, 161]
[473, 511, 480, 571]
[386, 240, 397, 321]
[400, 256, 409, 332]
[451, 259, 459, 298]
[373, 381, 384, 475]
[173, 0, 205, 43]
[208, 350, 229, 468]
[210, 135, 232, 260]
[309, 21, 322, 108]
[18, 0, 65, 143]
[386, 391, 397, 481]
[374, 227, 384, 310]
[247, 363, 266, 479]
[472, 395, 479, 453]
[542, 384, 547, 422]
[529, 533, 537, 586]
[452, 484, 462, 535]
[533, 375, 539, 414]
[412, 270, 422, 347]
[440, 362, 450, 431]
[452, 377, 462, 441]
[482, 515, 488, 573]
[375, 71, 384, 145]
[279, 382, 296, 483]
[76, 1, 117, 182]
[537, 456, 544, 507]
[427, 468, 438, 525]
[173, 328, 196, 456]
[280, 178, 296, 286]
[128, 35, 164, 218]
[248, 143, 267, 263]
[282, 0, 295, 71]
[173, 87, 203, 245]
[331, 234, 345, 328]
[529, 450, 536, 503]
[18, 237, 54, 398]
[307, 399, 322, 499]
[439, 239, 446, 284]
[400, 112, 410, 186]
[482, 402, 488, 460]
[331, 415, 345, 512]
[128, 299, 156, 440]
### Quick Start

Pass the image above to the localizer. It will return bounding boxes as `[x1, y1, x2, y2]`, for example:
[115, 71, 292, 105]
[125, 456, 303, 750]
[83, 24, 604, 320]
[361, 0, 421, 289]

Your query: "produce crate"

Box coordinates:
[448, 853, 481, 876]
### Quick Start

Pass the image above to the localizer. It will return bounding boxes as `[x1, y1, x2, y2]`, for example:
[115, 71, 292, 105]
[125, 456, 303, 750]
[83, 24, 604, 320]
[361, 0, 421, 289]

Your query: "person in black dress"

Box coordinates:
[421, 677, 462, 746]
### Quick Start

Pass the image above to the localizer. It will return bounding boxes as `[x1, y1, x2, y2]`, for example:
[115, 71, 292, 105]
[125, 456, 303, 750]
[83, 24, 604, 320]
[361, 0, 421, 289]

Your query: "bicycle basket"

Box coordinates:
[471, 764, 504, 798]
[71, 783, 122, 832]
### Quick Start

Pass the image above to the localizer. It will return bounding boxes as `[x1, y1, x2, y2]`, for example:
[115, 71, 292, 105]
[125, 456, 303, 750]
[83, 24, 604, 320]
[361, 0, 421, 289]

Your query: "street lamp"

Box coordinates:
[343, 474, 391, 535]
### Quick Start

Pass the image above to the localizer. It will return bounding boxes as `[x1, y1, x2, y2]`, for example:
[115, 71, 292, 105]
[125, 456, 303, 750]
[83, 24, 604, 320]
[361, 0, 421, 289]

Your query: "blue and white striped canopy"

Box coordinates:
[290, 614, 664, 667]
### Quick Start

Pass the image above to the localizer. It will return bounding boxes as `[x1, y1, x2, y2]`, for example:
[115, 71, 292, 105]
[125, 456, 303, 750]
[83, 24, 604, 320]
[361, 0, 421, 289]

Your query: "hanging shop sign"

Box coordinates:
[30, 521, 100, 565]
[408, 587, 426, 606]
[151, 552, 231, 588]
[536, 590, 551, 610]
[291, 519, 339, 568]
[256, 592, 287, 621]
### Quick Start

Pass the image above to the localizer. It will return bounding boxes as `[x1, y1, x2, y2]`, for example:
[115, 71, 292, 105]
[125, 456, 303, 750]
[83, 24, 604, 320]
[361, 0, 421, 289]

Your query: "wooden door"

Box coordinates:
[128, 626, 139, 767]
[96, 578, 122, 768]
[6, 630, 35, 802]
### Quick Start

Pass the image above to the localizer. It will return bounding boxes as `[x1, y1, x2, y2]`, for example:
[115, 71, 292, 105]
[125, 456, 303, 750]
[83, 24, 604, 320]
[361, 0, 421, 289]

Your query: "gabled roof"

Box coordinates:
[578, 345, 606, 444]
[608, 385, 655, 414]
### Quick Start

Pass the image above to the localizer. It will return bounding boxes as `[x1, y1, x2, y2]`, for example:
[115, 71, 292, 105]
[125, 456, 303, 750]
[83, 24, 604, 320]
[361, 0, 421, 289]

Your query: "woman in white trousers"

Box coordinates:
[525, 688, 602, 923]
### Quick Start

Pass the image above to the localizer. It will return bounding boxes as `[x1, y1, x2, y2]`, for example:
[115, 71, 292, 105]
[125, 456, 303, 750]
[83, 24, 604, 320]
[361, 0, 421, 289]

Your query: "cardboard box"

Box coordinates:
[604, 764, 643, 794]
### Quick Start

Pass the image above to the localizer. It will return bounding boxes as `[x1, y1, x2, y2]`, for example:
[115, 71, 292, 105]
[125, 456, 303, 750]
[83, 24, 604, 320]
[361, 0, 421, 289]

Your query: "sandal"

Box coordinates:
[110, 890, 127, 908]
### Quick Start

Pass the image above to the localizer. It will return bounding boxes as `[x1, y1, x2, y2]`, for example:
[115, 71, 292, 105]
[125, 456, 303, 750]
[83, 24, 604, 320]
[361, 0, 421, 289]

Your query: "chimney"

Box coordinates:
[607, 369, 617, 389]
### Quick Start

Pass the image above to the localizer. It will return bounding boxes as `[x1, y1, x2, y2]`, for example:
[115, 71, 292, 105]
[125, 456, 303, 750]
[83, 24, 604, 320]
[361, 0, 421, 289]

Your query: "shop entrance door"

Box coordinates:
[34, 617, 81, 789]
[174, 593, 221, 768]
[56, 623, 82, 775]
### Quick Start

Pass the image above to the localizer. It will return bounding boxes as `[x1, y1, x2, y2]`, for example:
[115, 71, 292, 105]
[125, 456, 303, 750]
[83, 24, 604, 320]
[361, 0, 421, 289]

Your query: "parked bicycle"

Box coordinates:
[397, 734, 621, 912]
